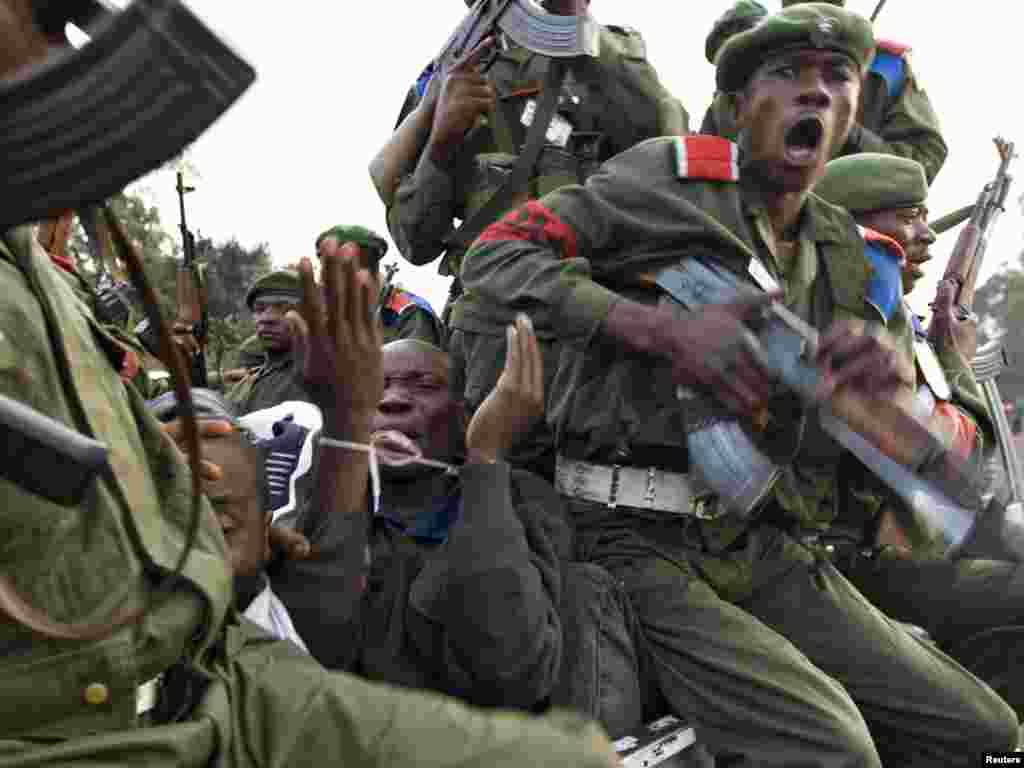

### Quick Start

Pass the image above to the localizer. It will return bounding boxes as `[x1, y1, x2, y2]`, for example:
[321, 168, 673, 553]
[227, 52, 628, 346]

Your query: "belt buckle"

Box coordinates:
[608, 464, 621, 509]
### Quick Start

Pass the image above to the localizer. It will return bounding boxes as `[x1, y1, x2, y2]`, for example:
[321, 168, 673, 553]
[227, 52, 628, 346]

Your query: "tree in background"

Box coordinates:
[200, 235, 273, 371]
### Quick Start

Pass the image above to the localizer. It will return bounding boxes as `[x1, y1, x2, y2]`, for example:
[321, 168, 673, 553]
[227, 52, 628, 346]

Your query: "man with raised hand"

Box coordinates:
[0, 4, 622, 763]
[461, 2, 1017, 763]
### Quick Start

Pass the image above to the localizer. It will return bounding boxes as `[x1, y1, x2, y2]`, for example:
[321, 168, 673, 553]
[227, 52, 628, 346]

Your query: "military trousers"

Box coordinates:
[842, 551, 1024, 719]
[568, 498, 1019, 767]
[0, 619, 617, 768]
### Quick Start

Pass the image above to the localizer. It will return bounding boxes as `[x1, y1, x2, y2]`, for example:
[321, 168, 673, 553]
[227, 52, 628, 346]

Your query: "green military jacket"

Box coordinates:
[0, 227, 628, 768]
[388, 25, 689, 286]
[0, 227, 232, 741]
[462, 135, 902, 549]
[226, 348, 310, 416]
[701, 40, 947, 184]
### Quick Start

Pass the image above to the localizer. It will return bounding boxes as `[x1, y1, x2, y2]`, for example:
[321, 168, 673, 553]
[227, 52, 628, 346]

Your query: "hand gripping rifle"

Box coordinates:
[174, 170, 209, 388]
[658, 258, 1024, 562]
[933, 137, 1015, 324]
[0, 0, 253, 641]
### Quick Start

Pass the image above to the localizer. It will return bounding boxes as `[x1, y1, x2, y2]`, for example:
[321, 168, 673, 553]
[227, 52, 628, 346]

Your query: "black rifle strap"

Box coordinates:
[445, 56, 570, 250]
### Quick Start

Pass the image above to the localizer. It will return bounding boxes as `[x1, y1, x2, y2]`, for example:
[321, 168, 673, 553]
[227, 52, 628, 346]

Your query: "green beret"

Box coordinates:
[706, 0, 769, 64]
[245, 269, 301, 310]
[716, 3, 874, 92]
[314, 225, 389, 266]
[814, 153, 929, 214]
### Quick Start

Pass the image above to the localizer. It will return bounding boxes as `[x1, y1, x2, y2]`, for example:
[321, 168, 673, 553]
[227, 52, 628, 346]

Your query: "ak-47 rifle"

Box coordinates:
[936, 137, 1016, 322]
[174, 170, 209, 388]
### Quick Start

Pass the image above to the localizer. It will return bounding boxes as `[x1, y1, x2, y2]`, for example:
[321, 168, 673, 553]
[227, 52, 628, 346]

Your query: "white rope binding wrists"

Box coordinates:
[318, 437, 459, 514]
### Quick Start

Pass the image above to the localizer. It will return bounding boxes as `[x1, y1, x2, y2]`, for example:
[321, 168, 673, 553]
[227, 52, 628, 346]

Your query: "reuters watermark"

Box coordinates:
[984, 754, 1024, 765]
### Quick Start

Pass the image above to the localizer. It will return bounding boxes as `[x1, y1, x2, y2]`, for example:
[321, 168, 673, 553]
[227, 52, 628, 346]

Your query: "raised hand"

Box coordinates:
[428, 36, 497, 167]
[465, 313, 545, 464]
[286, 240, 383, 436]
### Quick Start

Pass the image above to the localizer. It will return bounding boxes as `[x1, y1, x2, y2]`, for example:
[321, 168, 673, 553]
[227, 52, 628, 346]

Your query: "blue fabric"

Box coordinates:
[911, 310, 927, 339]
[415, 62, 436, 101]
[864, 241, 903, 322]
[869, 50, 907, 100]
[380, 289, 438, 328]
[381, 490, 462, 545]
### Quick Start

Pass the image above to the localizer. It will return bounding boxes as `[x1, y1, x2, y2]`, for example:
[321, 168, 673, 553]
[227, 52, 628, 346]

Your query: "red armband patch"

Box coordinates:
[934, 401, 978, 460]
[876, 38, 912, 57]
[386, 289, 413, 315]
[476, 200, 578, 261]
[674, 136, 739, 182]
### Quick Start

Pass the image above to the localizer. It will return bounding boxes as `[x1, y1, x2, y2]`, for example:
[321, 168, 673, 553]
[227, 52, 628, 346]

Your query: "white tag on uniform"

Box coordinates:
[914, 339, 952, 401]
[521, 99, 573, 148]
[747, 257, 780, 293]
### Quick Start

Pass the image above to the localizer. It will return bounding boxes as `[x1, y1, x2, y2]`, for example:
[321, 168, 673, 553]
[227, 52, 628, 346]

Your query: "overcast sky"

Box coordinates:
[130, 1, 1022, 320]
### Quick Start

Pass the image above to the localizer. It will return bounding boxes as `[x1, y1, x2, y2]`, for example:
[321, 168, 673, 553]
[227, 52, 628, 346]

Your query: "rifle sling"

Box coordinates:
[445, 56, 569, 250]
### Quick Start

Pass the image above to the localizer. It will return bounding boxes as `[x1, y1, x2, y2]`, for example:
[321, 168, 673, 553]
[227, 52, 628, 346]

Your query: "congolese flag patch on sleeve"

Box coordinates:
[674, 136, 739, 182]
[860, 226, 906, 322]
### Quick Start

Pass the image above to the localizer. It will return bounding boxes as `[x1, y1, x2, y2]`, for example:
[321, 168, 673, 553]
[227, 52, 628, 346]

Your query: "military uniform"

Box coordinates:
[390, 23, 689, 480]
[816, 151, 1024, 719]
[461, 115, 1017, 763]
[0, 222, 626, 767]
[702, 30, 948, 184]
[226, 270, 310, 416]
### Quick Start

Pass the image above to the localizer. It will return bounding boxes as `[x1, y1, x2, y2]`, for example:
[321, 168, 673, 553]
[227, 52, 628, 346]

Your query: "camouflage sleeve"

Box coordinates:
[700, 92, 737, 140]
[389, 155, 460, 267]
[462, 137, 689, 342]
[409, 464, 566, 709]
[850, 56, 948, 185]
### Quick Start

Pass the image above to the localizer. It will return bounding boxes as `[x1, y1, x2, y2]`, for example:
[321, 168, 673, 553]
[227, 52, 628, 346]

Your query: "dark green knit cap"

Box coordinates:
[782, 0, 846, 6]
[245, 269, 301, 310]
[706, 0, 768, 64]
[716, 2, 874, 92]
[314, 225, 389, 267]
[814, 153, 928, 214]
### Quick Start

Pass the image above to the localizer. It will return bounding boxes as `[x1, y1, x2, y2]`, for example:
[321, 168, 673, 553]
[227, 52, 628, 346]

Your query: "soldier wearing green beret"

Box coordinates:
[702, 0, 948, 185]
[0, 4, 627, 766]
[371, 0, 690, 482]
[314, 224, 444, 347]
[462, 2, 1018, 762]
[815, 152, 1024, 718]
[225, 268, 312, 415]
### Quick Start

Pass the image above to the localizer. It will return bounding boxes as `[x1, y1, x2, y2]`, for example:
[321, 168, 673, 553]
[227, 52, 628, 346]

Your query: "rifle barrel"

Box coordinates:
[929, 204, 975, 236]
[869, 0, 888, 22]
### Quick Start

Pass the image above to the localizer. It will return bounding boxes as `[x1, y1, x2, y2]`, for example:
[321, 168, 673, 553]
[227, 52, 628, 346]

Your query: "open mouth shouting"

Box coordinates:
[783, 114, 825, 167]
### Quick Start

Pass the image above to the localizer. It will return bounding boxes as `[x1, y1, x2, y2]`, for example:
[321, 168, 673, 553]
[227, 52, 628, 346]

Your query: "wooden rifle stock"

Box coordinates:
[938, 137, 1015, 313]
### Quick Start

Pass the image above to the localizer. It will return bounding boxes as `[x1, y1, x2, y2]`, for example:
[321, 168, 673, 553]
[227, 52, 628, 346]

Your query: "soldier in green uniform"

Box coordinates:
[374, 0, 690, 480]
[815, 152, 1024, 718]
[702, 0, 949, 184]
[315, 224, 444, 346]
[461, 3, 1018, 763]
[226, 269, 312, 415]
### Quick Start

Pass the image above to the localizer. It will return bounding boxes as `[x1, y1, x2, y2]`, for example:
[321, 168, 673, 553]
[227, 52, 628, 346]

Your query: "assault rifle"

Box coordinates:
[174, 170, 209, 388]
[936, 137, 1015, 322]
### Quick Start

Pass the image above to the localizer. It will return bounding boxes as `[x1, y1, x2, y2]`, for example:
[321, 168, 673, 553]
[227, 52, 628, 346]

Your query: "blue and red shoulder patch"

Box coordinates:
[860, 226, 906, 322]
[870, 39, 911, 100]
[674, 136, 739, 183]
[475, 200, 579, 261]
[381, 288, 436, 328]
